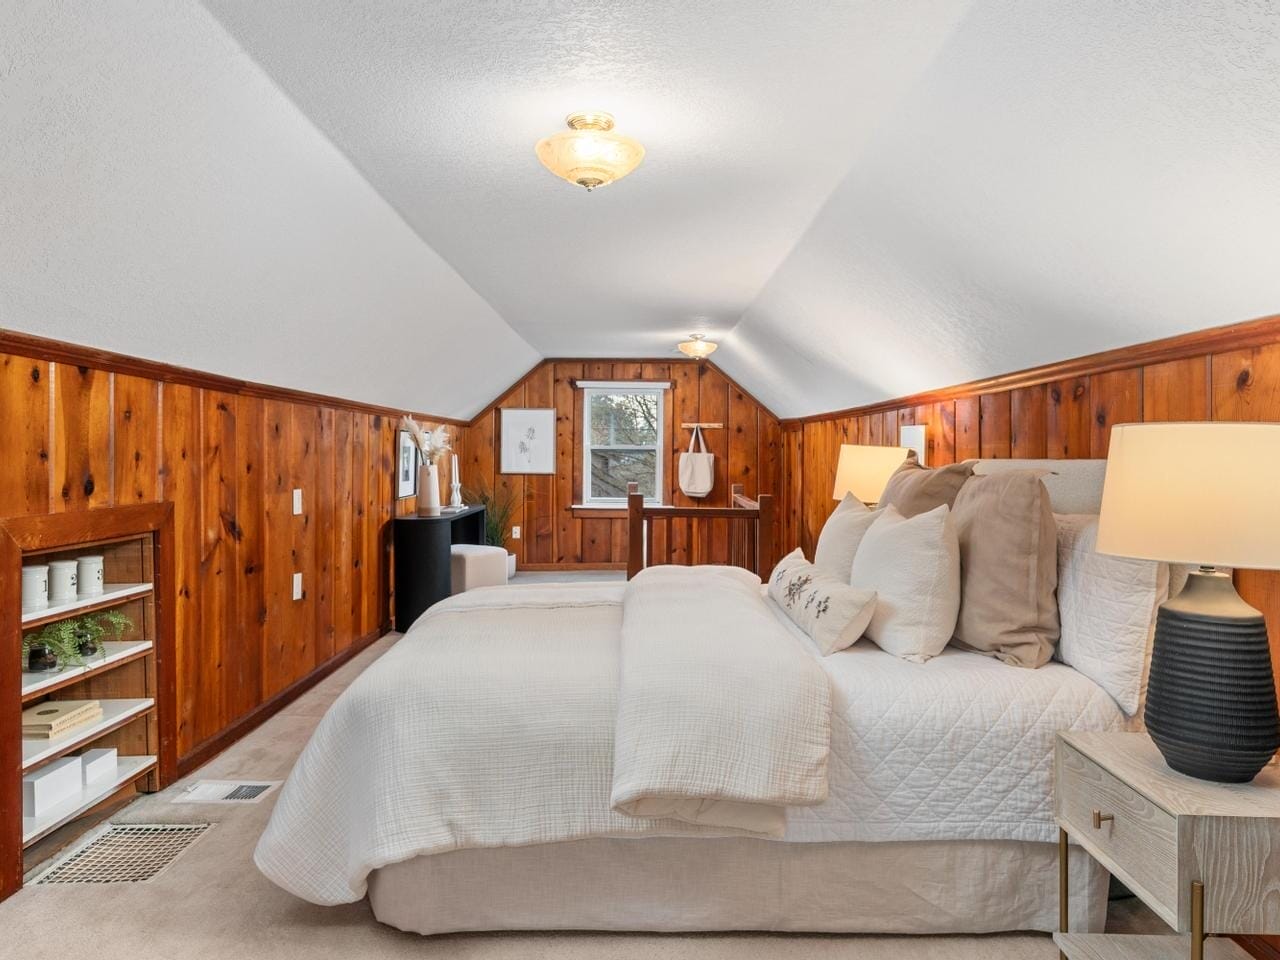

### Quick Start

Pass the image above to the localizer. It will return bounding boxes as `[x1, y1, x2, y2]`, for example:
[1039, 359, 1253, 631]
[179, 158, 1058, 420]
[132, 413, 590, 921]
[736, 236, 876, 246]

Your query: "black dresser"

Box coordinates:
[392, 505, 487, 630]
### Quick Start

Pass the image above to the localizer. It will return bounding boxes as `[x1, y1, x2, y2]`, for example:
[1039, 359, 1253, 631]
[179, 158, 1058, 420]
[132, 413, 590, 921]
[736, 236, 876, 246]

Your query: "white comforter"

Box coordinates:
[256, 568, 829, 905]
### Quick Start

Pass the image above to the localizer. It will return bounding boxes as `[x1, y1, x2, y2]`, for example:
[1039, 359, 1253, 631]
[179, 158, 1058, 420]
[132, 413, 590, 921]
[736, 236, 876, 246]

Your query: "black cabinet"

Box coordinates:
[392, 506, 487, 631]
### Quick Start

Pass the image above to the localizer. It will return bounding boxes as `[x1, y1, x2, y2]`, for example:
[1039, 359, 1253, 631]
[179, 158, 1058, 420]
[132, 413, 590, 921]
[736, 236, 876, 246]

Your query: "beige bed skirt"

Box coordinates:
[368, 837, 1108, 936]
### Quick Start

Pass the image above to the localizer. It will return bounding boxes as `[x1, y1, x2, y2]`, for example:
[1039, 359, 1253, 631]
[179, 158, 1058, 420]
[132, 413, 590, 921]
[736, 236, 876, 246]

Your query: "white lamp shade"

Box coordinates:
[1096, 421, 1280, 570]
[832, 444, 911, 503]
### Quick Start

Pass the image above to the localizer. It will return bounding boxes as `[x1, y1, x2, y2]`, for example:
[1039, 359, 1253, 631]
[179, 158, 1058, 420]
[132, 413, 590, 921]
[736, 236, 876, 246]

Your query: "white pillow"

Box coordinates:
[850, 504, 960, 662]
[1055, 514, 1173, 717]
[813, 494, 879, 582]
[768, 549, 877, 656]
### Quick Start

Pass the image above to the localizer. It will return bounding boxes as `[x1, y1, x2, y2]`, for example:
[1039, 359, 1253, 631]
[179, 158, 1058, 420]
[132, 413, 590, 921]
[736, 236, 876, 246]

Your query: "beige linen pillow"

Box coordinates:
[813, 494, 879, 581]
[950, 471, 1060, 668]
[850, 505, 960, 662]
[768, 549, 877, 656]
[879, 460, 974, 517]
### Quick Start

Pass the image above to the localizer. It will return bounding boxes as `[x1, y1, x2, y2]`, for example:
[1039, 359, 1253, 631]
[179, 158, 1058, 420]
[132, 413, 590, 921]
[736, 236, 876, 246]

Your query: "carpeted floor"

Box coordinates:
[2, 624, 1164, 960]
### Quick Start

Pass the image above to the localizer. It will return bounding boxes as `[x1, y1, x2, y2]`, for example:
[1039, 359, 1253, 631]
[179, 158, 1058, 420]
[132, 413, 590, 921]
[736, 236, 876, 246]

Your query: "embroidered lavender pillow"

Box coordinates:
[767, 549, 877, 656]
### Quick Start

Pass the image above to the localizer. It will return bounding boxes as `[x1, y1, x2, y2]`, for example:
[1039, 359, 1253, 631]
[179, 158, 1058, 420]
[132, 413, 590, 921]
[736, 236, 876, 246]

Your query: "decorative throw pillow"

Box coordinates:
[879, 459, 974, 517]
[850, 505, 960, 662]
[950, 471, 1060, 668]
[768, 549, 877, 656]
[813, 494, 879, 582]
[1055, 514, 1172, 716]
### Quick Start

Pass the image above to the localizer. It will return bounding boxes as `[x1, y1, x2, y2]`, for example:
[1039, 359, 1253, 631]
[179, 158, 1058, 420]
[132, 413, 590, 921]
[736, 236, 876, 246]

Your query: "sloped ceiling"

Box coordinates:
[5, 2, 1278, 419]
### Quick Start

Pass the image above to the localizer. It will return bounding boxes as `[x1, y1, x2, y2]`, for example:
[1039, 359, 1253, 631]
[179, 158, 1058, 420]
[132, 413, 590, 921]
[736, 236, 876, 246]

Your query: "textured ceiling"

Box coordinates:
[5, 1, 1279, 418]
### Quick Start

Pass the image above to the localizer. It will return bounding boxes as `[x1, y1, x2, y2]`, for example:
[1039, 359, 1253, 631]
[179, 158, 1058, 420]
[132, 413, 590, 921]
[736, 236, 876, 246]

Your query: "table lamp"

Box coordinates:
[1096, 422, 1280, 782]
[832, 444, 911, 505]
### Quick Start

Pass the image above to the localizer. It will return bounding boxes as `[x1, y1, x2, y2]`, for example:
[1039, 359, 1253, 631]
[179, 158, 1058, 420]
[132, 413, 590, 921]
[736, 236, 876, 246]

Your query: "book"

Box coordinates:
[22, 699, 103, 738]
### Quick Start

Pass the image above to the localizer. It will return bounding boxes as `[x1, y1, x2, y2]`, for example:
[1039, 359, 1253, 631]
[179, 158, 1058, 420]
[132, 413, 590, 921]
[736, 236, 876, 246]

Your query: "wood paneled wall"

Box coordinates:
[783, 315, 1280, 688]
[0, 338, 455, 770]
[461, 360, 783, 569]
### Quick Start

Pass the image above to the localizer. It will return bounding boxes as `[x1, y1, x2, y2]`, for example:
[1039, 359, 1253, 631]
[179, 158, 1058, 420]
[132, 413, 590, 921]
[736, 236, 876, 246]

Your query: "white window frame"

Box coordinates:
[581, 381, 667, 507]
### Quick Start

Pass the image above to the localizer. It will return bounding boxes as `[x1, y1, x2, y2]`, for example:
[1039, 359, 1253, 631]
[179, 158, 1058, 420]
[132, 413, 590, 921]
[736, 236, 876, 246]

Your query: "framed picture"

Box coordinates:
[500, 408, 555, 474]
[396, 429, 420, 498]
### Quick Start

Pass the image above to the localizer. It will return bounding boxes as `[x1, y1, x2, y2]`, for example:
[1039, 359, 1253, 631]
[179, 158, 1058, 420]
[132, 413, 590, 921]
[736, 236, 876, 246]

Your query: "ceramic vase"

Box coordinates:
[418, 462, 441, 517]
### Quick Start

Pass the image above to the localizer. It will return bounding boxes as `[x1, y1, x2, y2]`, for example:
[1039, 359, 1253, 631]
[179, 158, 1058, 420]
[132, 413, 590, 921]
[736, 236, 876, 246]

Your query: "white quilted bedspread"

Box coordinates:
[769, 603, 1127, 844]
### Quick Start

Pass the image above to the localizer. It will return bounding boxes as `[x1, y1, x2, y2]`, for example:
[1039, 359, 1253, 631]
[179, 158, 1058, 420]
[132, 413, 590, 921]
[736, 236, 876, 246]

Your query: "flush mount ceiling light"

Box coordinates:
[535, 111, 645, 192]
[677, 333, 718, 359]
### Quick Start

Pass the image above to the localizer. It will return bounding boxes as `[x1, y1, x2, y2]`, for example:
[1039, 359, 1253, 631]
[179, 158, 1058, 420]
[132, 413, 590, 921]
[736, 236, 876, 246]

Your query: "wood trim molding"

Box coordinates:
[780, 313, 1280, 425]
[0, 327, 466, 426]
[1235, 936, 1280, 960]
[175, 626, 385, 777]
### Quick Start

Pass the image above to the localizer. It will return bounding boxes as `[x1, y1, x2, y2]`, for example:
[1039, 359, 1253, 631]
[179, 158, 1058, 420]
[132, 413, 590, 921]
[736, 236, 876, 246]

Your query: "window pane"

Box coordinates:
[590, 449, 657, 500]
[589, 392, 659, 446]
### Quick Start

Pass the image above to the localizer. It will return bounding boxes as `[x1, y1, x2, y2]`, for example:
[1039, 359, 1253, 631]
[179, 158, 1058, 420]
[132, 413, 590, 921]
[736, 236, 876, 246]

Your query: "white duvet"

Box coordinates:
[256, 568, 1125, 906]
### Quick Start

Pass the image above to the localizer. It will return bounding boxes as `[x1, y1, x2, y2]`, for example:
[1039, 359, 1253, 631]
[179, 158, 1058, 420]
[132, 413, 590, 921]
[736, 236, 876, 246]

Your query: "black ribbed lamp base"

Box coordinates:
[1144, 571, 1280, 783]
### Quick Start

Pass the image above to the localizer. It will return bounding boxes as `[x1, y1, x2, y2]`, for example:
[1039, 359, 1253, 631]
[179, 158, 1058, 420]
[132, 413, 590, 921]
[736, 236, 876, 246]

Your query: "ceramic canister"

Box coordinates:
[77, 555, 105, 598]
[21, 564, 50, 612]
[48, 560, 79, 603]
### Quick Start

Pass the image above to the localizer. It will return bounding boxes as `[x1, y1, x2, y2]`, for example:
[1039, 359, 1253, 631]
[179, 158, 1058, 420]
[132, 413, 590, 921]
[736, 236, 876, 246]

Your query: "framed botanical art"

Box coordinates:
[499, 408, 555, 474]
[396, 429, 420, 498]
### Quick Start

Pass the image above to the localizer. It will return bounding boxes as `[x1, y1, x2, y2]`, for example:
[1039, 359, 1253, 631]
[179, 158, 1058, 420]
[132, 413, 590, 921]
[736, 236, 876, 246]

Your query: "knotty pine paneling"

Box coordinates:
[0, 348, 446, 765]
[462, 360, 783, 570]
[785, 317, 1280, 719]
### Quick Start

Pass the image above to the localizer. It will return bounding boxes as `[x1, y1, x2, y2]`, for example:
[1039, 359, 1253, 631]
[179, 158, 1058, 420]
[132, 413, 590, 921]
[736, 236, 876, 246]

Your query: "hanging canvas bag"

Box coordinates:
[678, 426, 715, 499]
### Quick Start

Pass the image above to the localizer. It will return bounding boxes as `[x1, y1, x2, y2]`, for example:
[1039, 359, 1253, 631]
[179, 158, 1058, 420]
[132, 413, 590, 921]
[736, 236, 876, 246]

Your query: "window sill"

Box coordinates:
[571, 504, 666, 519]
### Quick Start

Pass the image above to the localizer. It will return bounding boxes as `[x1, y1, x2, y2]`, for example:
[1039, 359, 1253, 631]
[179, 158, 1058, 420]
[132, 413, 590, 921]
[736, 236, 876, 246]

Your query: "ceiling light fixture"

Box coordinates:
[678, 333, 718, 359]
[535, 111, 645, 192]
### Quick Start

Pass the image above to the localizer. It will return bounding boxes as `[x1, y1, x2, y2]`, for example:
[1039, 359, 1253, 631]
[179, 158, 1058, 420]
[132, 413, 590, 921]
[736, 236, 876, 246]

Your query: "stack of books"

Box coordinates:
[22, 700, 103, 740]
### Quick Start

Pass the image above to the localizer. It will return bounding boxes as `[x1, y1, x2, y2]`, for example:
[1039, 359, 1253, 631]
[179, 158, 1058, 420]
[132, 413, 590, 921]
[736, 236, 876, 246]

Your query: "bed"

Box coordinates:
[256, 458, 1143, 936]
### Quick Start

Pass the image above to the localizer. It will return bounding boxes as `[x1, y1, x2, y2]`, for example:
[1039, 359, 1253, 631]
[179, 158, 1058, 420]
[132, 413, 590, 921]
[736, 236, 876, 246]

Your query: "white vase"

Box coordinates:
[418, 462, 441, 517]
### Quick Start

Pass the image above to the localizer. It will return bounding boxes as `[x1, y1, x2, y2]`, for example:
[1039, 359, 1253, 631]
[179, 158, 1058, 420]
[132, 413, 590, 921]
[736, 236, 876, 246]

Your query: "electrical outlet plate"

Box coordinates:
[511, 526, 521, 540]
[292, 572, 303, 601]
[292, 489, 303, 515]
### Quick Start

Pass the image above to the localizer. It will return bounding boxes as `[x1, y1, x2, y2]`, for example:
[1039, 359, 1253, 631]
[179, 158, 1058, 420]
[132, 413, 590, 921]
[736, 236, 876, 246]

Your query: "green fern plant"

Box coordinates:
[21, 609, 133, 672]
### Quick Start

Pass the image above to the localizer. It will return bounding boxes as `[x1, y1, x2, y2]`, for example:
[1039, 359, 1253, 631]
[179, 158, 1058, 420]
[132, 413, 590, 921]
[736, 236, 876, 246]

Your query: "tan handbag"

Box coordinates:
[678, 426, 715, 499]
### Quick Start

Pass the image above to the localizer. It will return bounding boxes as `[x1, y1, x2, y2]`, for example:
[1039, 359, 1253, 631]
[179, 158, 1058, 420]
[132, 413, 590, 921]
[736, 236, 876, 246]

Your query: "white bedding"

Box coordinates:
[256, 570, 1126, 906]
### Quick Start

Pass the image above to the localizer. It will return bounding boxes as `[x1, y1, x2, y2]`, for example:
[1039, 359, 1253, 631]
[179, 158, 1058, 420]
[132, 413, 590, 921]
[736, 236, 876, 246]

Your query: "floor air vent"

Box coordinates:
[171, 779, 280, 804]
[33, 823, 211, 885]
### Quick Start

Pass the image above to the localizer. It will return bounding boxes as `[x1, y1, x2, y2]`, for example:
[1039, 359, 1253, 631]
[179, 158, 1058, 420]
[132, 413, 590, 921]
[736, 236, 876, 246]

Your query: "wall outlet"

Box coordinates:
[511, 525, 521, 540]
[292, 572, 303, 601]
[292, 489, 303, 516]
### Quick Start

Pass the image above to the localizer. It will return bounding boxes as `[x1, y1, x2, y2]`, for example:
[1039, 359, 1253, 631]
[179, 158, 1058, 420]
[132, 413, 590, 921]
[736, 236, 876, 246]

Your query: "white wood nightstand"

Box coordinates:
[1054, 731, 1280, 960]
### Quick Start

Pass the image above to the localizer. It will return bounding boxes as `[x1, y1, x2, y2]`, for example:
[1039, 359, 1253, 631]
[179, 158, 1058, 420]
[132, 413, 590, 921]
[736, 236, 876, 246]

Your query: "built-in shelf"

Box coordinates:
[1054, 933, 1251, 960]
[22, 698, 154, 771]
[21, 582, 153, 628]
[22, 755, 156, 847]
[21, 640, 154, 701]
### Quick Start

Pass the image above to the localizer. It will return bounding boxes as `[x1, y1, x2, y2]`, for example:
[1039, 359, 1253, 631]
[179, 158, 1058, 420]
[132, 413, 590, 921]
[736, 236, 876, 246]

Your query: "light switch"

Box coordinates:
[292, 572, 303, 601]
[511, 525, 521, 540]
[292, 489, 303, 515]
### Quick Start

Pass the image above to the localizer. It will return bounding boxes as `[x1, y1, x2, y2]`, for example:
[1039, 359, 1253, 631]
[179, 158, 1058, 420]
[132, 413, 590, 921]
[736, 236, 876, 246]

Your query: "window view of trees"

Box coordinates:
[586, 390, 662, 501]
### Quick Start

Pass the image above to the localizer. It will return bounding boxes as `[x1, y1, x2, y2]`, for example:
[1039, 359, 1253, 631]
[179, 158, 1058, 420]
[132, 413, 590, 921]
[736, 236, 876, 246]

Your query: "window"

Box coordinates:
[581, 382, 665, 505]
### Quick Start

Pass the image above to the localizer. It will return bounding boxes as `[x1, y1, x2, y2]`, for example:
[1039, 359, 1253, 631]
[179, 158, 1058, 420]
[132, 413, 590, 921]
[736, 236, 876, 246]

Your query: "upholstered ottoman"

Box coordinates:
[450, 544, 509, 594]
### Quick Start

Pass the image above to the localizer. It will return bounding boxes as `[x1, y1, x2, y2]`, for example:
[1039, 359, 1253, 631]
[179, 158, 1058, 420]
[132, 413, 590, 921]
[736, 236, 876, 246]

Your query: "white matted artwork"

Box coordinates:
[396, 429, 420, 498]
[500, 408, 555, 474]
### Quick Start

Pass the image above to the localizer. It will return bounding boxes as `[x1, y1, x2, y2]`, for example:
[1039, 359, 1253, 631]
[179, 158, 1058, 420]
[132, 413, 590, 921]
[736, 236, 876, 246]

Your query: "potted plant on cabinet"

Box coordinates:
[21, 610, 133, 673]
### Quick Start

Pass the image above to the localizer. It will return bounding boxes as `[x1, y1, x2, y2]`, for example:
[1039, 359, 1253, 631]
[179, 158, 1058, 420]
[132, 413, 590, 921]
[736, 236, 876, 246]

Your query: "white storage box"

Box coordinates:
[23, 756, 82, 817]
[81, 747, 118, 785]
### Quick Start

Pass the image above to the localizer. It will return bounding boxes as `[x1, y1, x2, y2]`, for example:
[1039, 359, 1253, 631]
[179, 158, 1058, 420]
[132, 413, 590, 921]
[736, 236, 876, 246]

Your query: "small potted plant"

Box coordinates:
[463, 480, 519, 578]
[21, 610, 132, 674]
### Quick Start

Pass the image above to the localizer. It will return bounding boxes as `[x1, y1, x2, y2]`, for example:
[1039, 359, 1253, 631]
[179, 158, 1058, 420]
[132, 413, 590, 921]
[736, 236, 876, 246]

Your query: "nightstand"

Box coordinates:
[1054, 731, 1280, 960]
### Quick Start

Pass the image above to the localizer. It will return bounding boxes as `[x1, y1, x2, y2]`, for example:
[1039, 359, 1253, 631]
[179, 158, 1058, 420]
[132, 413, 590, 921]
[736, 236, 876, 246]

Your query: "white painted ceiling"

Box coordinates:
[4, 1, 1279, 418]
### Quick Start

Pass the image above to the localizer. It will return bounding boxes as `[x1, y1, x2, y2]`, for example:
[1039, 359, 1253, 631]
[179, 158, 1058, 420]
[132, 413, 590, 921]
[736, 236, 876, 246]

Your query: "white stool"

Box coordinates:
[450, 544, 509, 594]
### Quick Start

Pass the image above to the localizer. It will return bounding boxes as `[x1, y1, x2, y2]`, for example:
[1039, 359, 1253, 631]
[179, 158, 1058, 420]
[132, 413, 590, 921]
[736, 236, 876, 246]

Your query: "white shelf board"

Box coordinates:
[21, 582, 152, 625]
[22, 755, 156, 846]
[1054, 933, 1252, 960]
[22, 698, 154, 770]
[21, 640, 154, 699]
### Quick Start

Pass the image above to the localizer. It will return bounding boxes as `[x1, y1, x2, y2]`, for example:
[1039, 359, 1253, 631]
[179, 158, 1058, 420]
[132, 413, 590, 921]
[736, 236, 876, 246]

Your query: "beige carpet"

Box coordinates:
[2, 632, 1164, 960]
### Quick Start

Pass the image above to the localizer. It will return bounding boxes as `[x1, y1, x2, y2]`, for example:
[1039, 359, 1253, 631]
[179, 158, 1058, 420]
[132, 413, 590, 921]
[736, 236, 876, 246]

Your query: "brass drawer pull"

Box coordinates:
[1092, 809, 1114, 829]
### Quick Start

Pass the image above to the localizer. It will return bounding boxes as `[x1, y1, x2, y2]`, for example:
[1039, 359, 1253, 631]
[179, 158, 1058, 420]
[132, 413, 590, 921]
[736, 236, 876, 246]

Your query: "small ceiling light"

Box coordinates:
[678, 333, 718, 359]
[535, 111, 645, 192]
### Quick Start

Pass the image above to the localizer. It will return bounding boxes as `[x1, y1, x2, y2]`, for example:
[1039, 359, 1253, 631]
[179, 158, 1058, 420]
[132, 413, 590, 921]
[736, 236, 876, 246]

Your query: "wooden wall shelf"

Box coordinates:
[0, 502, 175, 901]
